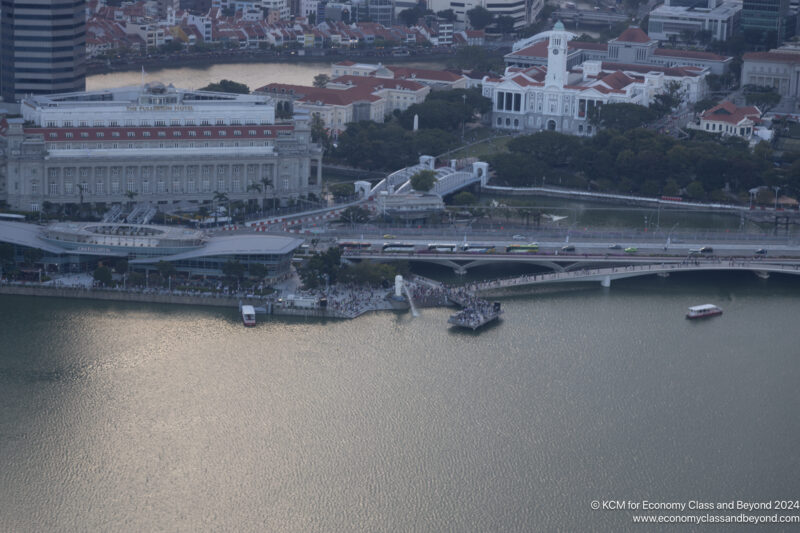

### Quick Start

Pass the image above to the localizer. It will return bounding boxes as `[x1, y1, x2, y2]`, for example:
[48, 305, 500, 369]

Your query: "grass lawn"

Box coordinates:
[447, 135, 513, 160]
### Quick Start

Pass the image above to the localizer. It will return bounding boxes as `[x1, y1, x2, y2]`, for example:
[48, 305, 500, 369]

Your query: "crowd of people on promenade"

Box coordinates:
[407, 282, 449, 307]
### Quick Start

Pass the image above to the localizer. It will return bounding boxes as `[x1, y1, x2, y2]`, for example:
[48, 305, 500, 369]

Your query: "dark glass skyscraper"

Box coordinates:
[741, 0, 793, 46]
[0, 0, 86, 103]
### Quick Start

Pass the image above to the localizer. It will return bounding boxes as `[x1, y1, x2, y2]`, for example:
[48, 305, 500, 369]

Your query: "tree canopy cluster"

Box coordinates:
[330, 88, 489, 170]
[487, 129, 796, 202]
[199, 79, 250, 94]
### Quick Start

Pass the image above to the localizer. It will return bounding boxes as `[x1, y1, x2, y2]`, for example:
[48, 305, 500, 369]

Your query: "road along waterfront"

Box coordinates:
[1, 271, 799, 531]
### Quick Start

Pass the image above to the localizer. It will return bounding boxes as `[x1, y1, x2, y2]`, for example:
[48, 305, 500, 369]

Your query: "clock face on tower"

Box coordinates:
[553, 49, 559, 55]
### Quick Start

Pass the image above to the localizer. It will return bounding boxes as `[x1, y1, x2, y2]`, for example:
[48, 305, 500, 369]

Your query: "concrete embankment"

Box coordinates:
[0, 285, 352, 318]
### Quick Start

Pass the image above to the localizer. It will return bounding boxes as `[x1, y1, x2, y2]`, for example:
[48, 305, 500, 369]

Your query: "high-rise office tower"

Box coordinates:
[741, 0, 794, 46]
[0, 0, 86, 103]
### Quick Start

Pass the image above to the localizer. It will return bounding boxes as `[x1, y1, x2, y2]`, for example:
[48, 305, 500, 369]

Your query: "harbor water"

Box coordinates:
[1, 271, 799, 531]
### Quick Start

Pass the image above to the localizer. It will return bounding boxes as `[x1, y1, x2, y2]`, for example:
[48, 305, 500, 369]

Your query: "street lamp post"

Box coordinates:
[773, 186, 781, 210]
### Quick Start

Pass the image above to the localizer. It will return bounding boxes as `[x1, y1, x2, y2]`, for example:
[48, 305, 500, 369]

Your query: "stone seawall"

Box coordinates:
[0, 285, 245, 308]
[0, 285, 350, 319]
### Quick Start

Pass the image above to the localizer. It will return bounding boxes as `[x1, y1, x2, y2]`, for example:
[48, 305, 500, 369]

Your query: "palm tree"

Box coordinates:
[213, 191, 229, 226]
[246, 183, 262, 216]
[125, 190, 138, 209]
[260, 176, 275, 212]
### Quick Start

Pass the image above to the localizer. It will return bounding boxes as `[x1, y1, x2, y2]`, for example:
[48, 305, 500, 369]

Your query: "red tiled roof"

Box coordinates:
[510, 74, 542, 87]
[258, 83, 381, 106]
[596, 70, 635, 90]
[654, 48, 729, 61]
[571, 41, 608, 51]
[510, 39, 607, 58]
[613, 27, 651, 43]
[743, 51, 800, 63]
[701, 101, 761, 125]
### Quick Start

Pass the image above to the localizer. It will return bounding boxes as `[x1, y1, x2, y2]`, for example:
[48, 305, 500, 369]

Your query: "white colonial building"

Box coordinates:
[0, 83, 323, 212]
[482, 22, 709, 135]
[697, 101, 762, 139]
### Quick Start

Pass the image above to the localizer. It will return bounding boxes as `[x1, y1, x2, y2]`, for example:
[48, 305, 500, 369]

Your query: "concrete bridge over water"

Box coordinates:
[345, 250, 800, 286]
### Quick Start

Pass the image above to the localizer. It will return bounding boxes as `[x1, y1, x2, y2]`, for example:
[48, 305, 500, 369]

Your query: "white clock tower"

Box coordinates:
[545, 21, 569, 89]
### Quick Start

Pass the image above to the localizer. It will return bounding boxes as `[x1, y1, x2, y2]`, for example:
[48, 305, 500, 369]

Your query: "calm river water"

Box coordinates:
[1, 271, 799, 531]
[86, 60, 446, 91]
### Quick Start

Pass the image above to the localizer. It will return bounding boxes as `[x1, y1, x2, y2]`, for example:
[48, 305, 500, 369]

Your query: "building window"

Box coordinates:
[31, 181, 38, 194]
[65, 182, 73, 194]
[50, 182, 58, 195]
[111, 181, 120, 194]
[158, 131, 166, 137]
[143, 132, 151, 137]
[127, 132, 135, 137]
[112, 132, 120, 137]
[189, 131, 197, 137]
[65, 132, 73, 138]
[96, 132, 104, 138]
[96, 181, 104, 195]
[142, 181, 150, 194]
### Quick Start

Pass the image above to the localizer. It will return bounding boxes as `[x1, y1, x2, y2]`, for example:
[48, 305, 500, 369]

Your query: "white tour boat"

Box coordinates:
[241, 305, 256, 327]
[686, 304, 722, 319]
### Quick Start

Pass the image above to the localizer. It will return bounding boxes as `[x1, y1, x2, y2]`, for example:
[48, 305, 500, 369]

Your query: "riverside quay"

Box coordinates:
[0, 221, 303, 281]
[0, 82, 323, 212]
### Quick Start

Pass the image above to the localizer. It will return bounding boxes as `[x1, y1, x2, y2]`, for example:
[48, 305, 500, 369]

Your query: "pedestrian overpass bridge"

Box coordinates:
[369, 155, 489, 198]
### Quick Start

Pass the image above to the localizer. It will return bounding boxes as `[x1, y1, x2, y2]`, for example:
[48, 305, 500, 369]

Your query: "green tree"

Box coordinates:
[248, 262, 268, 279]
[213, 191, 229, 225]
[23, 248, 43, 267]
[452, 191, 477, 205]
[467, 6, 493, 30]
[437, 9, 456, 22]
[686, 181, 705, 199]
[199, 79, 250, 94]
[221, 260, 246, 280]
[310, 114, 331, 150]
[651, 81, 684, 117]
[329, 183, 355, 199]
[156, 260, 176, 279]
[744, 87, 781, 112]
[591, 103, 657, 131]
[339, 205, 371, 223]
[93, 266, 113, 286]
[299, 247, 341, 289]
[313, 74, 330, 88]
[448, 46, 503, 72]
[114, 258, 128, 273]
[495, 15, 515, 35]
[410, 169, 437, 192]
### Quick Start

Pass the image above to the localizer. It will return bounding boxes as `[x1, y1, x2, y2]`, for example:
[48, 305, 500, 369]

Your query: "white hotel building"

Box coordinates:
[0, 83, 323, 212]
